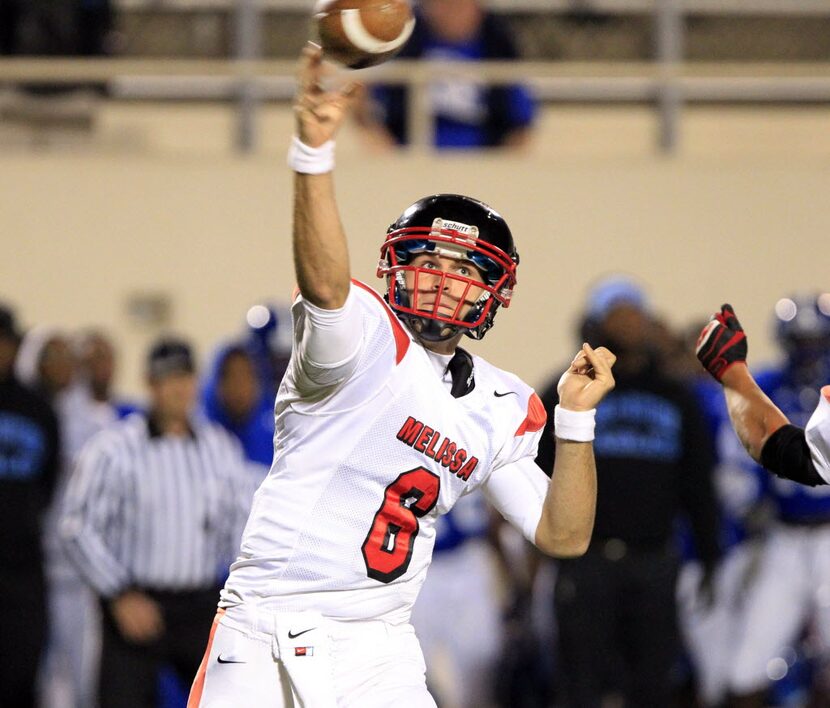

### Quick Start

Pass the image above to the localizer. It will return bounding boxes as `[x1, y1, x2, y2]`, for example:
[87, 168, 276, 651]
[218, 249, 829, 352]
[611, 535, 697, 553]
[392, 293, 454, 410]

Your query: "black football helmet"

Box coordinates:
[377, 194, 519, 341]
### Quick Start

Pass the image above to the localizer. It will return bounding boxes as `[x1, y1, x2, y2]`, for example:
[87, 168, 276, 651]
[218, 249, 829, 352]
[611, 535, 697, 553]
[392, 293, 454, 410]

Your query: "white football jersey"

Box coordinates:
[222, 281, 546, 623]
[807, 385, 830, 483]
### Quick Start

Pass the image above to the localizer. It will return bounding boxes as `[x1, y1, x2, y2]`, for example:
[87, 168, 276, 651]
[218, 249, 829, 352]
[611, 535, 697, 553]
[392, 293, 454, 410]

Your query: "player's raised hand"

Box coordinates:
[696, 303, 747, 382]
[294, 42, 360, 148]
[557, 343, 616, 412]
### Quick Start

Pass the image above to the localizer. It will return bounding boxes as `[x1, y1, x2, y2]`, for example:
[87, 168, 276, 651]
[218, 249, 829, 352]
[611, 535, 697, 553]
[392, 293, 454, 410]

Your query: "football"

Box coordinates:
[314, 0, 416, 69]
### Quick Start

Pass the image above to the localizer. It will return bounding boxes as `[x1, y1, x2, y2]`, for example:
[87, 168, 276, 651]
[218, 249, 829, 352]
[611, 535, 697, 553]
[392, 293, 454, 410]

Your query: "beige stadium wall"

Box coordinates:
[1, 102, 829, 397]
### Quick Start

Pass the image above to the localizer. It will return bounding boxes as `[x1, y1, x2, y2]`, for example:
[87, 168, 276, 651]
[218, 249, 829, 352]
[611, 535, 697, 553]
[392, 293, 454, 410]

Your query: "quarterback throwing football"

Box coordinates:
[188, 44, 616, 708]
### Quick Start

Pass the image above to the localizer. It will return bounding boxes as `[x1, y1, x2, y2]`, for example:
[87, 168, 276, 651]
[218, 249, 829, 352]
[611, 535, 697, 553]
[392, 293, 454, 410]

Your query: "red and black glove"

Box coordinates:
[696, 303, 747, 381]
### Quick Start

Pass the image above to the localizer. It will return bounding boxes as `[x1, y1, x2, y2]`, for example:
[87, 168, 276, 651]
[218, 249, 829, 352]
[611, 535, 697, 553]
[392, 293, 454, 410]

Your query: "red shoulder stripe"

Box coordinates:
[352, 280, 410, 365]
[515, 392, 547, 437]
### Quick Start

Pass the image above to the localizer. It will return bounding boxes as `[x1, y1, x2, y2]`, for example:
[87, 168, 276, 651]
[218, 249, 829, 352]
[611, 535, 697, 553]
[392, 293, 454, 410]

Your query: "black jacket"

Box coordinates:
[0, 375, 60, 570]
[536, 360, 720, 565]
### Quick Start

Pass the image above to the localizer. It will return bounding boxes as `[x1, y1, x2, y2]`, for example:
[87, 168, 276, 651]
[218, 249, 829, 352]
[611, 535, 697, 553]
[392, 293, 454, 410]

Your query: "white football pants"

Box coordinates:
[728, 524, 830, 694]
[188, 605, 437, 708]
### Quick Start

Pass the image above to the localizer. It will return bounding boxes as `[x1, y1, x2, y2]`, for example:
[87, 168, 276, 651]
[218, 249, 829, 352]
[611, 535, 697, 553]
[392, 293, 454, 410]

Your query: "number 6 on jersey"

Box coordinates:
[362, 467, 441, 583]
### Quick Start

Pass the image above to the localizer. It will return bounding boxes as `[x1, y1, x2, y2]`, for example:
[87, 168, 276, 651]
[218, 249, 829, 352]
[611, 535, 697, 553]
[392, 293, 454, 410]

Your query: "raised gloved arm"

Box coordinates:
[696, 304, 788, 462]
[695, 303, 747, 382]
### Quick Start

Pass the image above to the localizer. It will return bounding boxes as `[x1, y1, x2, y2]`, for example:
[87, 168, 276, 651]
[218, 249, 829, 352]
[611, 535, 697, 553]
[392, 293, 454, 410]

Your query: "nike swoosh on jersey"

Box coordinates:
[287, 627, 316, 639]
[494, 391, 518, 397]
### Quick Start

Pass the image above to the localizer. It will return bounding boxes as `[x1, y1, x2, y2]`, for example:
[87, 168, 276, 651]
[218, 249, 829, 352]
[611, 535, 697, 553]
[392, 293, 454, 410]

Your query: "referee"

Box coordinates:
[61, 337, 257, 708]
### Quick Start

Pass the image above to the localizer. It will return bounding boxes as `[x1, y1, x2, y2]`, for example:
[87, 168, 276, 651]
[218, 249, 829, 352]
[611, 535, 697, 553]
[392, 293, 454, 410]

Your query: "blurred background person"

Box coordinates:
[243, 303, 293, 401]
[355, 0, 537, 150]
[409, 493, 504, 708]
[201, 340, 274, 470]
[720, 293, 830, 708]
[60, 337, 256, 708]
[14, 326, 105, 708]
[536, 275, 721, 708]
[490, 520, 552, 708]
[674, 315, 770, 708]
[14, 326, 75, 404]
[0, 304, 60, 708]
[61, 329, 140, 466]
[38, 329, 138, 708]
[75, 329, 139, 419]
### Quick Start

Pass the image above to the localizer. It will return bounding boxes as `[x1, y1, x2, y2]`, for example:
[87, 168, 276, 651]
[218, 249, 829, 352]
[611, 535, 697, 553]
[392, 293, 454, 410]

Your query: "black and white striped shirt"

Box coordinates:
[61, 413, 258, 597]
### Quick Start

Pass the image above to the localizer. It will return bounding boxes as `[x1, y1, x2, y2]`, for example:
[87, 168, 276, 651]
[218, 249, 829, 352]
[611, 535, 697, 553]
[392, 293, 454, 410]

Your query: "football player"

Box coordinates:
[697, 300, 830, 705]
[696, 301, 829, 487]
[187, 44, 616, 708]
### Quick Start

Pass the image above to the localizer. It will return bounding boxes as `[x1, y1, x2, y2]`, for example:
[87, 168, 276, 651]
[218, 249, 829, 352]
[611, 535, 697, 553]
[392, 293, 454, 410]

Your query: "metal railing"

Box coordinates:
[3, 58, 830, 151]
[2, 0, 830, 153]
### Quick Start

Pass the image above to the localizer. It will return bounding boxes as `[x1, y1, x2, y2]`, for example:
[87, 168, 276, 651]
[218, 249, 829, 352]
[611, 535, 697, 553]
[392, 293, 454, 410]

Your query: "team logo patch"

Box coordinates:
[294, 646, 314, 657]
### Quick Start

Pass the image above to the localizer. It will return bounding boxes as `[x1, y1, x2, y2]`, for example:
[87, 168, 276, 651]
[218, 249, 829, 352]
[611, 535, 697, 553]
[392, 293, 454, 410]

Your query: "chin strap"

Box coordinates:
[447, 347, 475, 398]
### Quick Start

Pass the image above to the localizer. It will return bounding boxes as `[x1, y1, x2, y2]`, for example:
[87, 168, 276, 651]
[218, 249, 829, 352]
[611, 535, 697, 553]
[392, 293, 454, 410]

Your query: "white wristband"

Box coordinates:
[554, 405, 596, 442]
[287, 136, 335, 174]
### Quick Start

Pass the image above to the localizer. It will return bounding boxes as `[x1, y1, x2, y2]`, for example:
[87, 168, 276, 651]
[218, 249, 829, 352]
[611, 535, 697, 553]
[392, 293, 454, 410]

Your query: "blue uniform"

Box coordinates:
[695, 376, 767, 550]
[201, 342, 275, 468]
[717, 363, 830, 698]
[756, 369, 830, 521]
[371, 11, 536, 149]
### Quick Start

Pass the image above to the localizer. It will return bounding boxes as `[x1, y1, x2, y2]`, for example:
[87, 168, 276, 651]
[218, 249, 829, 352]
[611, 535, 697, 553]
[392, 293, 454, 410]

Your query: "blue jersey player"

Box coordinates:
[696, 295, 830, 706]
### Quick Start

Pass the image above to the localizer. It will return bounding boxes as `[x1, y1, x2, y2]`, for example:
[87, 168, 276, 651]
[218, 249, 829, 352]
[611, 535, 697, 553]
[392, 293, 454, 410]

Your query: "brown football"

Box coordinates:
[314, 0, 416, 69]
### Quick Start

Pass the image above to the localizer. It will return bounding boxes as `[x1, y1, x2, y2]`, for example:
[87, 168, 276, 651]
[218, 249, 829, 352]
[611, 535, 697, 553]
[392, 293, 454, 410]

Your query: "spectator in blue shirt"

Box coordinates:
[359, 0, 536, 150]
[202, 342, 274, 469]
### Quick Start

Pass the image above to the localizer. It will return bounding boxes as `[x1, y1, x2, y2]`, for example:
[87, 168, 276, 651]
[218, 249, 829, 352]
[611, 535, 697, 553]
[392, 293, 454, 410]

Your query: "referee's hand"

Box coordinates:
[110, 590, 165, 644]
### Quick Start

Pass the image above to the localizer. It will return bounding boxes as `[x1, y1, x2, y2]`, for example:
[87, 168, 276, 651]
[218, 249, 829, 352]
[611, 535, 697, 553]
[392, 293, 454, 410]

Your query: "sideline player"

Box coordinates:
[696, 303, 829, 486]
[697, 302, 830, 705]
[187, 44, 616, 708]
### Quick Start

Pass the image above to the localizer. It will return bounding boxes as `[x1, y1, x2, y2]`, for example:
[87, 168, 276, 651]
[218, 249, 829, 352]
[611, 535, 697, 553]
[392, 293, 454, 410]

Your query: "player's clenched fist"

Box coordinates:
[696, 303, 747, 382]
[557, 343, 616, 412]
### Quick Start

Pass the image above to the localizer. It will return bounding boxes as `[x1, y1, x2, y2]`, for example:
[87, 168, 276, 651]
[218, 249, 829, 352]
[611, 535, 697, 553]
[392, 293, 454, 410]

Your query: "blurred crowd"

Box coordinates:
[2, 281, 829, 708]
[0, 301, 290, 708]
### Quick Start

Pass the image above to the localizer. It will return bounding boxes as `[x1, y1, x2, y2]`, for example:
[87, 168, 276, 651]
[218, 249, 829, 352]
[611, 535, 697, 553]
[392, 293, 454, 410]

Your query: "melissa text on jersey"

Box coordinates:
[396, 416, 479, 481]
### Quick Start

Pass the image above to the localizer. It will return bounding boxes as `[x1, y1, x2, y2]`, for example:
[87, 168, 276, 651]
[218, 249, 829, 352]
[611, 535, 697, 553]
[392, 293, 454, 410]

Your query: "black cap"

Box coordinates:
[146, 337, 195, 380]
[0, 304, 21, 342]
